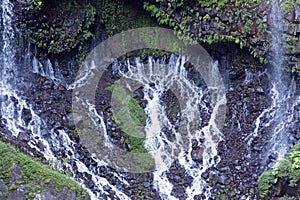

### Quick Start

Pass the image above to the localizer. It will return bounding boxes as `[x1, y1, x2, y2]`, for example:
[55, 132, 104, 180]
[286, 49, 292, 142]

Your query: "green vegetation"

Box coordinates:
[106, 82, 147, 153]
[279, 196, 298, 200]
[143, 0, 299, 65]
[96, 0, 172, 59]
[96, 0, 156, 36]
[197, 0, 260, 11]
[258, 170, 276, 198]
[258, 142, 300, 198]
[0, 141, 88, 199]
[283, 0, 295, 15]
[25, 1, 96, 54]
[29, 0, 43, 11]
[106, 82, 154, 171]
[291, 67, 300, 76]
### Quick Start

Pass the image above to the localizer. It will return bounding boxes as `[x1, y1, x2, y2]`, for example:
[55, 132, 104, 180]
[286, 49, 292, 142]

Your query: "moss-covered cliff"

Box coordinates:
[15, 0, 300, 75]
[0, 140, 89, 199]
[23, 0, 95, 54]
[143, 0, 300, 66]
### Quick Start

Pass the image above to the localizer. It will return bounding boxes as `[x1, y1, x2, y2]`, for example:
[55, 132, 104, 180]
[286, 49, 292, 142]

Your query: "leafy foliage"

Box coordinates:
[29, 0, 43, 11]
[143, 0, 299, 64]
[25, 1, 96, 54]
[258, 143, 300, 198]
[96, 0, 171, 58]
[97, 0, 156, 36]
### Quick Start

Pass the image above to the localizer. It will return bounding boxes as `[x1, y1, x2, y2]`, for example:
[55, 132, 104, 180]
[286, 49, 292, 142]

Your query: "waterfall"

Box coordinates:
[246, 1, 300, 166]
[264, 0, 299, 163]
[32, 56, 67, 86]
[1, 0, 14, 85]
[0, 1, 131, 199]
[2, 0, 299, 199]
[104, 55, 226, 199]
[0, 13, 227, 197]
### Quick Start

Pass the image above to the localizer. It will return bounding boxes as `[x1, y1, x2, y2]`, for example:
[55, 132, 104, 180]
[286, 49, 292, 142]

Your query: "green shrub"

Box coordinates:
[279, 196, 298, 200]
[258, 143, 300, 198]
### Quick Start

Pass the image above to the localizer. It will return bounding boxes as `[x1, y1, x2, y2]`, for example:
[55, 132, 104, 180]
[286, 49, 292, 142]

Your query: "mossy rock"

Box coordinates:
[143, 0, 300, 66]
[20, 0, 96, 54]
[0, 140, 89, 199]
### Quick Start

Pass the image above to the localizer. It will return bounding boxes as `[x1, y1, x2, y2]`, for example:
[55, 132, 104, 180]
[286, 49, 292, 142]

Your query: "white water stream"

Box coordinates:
[112, 55, 226, 199]
[0, 1, 130, 199]
[246, 0, 300, 165]
[1, 0, 299, 200]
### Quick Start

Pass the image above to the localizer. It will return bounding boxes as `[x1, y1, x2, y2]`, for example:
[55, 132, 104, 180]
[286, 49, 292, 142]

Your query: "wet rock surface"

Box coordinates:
[208, 80, 270, 199]
[1, 39, 299, 200]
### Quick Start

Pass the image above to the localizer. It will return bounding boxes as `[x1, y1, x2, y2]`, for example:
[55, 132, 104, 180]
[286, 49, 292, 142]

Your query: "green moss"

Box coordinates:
[25, 1, 96, 55]
[291, 67, 300, 76]
[106, 82, 154, 170]
[258, 170, 276, 198]
[98, 0, 172, 59]
[106, 82, 147, 153]
[0, 141, 88, 198]
[98, 0, 157, 36]
[143, 0, 295, 64]
[279, 196, 298, 200]
[283, 0, 295, 15]
[258, 142, 300, 198]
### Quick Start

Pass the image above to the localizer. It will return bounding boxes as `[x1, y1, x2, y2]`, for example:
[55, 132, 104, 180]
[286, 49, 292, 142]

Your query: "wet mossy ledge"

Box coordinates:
[258, 142, 300, 199]
[17, 0, 168, 64]
[0, 140, 89, 199]
[105, 82, 155, 171]
[21, 0, 96, 55]
[16, 0, 300, 75]
[143, 0, 300, 74]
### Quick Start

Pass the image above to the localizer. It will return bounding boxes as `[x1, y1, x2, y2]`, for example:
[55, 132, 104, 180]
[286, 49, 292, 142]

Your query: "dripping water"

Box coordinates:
[32, 56, 66, 86]
[0, 1, 131, 199]
[246, 0, 300, 166]
[110, 55, 226, 199]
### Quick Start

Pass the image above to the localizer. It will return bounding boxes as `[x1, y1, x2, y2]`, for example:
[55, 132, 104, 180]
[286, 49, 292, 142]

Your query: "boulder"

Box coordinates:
[17, 131, 30, 142]
[191, 146, 204, 162]
[10, 163, 21, 186]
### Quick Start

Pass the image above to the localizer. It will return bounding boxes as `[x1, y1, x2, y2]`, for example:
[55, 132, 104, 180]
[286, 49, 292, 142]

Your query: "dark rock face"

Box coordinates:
[144, 0, 300, 69]
[7, 189, 25, 200]
[17, 131, 30, 142]
[208, 71, 271, 199]
[21, 108, 32, 125]
[9, 163, 21, 186]
[39, 185, 81, 200]
[17, 0, 96, 55]
[166, 160, 193, 199]
[9, 39, 298, 199]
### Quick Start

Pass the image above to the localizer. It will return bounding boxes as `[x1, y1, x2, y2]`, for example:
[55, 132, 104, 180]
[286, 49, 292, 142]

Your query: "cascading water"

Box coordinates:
[3, 0, 299, 199]
[260, 0, 299, 163]
[246, 1, 300, 166]
[101, 55, 226, 199]
[32, 56, 66, 86]
[0, 0, 22, 138]
[0, 1, 131, 199]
